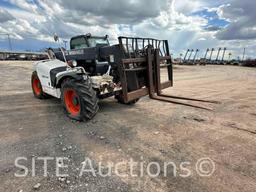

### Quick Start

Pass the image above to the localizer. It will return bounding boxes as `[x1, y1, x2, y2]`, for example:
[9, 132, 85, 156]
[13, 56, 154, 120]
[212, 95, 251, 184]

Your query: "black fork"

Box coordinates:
[146, 48, 220, 111]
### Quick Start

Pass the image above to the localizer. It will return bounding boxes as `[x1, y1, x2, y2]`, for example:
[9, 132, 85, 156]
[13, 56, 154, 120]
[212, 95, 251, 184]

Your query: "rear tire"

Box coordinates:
[61, 78, 99, 121]
[31, 71, 49, 99]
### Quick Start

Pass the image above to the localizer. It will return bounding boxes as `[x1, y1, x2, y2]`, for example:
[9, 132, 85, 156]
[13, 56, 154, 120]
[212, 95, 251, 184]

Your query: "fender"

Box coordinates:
[55, 71, 84, 88]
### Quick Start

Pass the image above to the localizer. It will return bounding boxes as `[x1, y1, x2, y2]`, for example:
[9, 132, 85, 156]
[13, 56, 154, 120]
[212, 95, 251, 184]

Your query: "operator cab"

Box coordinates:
[70, 33, 110, 49]
[68, 34, 111, 75]
[50, 33, 111, 76]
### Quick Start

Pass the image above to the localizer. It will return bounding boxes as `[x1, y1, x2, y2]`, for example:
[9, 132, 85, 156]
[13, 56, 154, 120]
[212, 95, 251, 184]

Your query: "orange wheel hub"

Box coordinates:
[33, 77, 41, 95]
[64, 89, 80, 116]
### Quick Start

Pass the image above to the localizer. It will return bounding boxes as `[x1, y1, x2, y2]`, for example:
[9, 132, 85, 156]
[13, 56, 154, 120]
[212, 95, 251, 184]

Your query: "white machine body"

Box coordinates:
[34, 59, 67, 98]
[33, 59, 116, 98]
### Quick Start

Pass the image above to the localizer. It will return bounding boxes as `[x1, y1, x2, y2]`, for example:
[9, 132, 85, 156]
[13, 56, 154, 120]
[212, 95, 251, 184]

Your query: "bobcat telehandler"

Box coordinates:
[31, 34, 218, 121]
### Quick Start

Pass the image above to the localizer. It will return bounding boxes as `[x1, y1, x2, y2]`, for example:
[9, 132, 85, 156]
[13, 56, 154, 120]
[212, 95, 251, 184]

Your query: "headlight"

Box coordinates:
[67, 60, 77, 68]
[72, 60, 77, 67]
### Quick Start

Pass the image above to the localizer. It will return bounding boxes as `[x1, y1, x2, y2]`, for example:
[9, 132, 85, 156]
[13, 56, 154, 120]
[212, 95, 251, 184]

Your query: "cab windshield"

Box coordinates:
[70, 37, 88, 49]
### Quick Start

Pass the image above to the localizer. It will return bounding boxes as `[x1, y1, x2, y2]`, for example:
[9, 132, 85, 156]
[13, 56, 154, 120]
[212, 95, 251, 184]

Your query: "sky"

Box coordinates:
[0, 0, 255, 60]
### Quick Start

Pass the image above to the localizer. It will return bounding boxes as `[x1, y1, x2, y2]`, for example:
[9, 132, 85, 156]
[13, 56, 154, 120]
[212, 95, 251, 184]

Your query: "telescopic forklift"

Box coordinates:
[31, 34, 218, 121]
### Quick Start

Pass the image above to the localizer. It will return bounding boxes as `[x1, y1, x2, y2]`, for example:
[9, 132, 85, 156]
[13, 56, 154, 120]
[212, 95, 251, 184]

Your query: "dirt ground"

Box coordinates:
[0, 61, 255, 192]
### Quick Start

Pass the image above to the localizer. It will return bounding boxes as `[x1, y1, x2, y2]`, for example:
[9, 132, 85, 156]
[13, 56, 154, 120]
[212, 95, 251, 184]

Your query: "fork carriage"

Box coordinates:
[117, 37, 173, 103]
[116, 37, 218, 110]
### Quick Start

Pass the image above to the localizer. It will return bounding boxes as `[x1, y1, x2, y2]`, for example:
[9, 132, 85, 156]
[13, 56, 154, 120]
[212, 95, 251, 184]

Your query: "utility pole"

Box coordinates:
[0, 33, 12, 50]
[7, 34, 12, 51]
[242, 48, 246, 61]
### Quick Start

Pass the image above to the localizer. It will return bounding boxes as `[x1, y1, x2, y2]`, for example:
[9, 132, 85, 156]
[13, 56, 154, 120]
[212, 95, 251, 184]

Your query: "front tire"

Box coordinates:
[61, 78, 99, 121]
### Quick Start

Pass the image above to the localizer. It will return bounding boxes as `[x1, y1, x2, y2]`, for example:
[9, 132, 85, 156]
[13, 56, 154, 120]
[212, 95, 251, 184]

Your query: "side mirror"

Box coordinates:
[54, 33, 59, 42]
